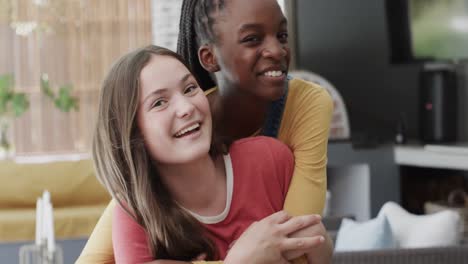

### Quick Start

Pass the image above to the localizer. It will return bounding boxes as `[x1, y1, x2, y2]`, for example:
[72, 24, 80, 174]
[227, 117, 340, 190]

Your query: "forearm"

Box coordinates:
[283, 169, 326, 216]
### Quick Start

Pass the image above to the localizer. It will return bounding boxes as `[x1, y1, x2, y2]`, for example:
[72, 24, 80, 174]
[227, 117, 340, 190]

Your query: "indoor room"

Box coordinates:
[1, 0, 467, 263]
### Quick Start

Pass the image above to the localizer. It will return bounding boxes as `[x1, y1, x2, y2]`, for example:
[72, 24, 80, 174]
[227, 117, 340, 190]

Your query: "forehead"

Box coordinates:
[220, 0, 286, 29]
[139, 55, 190, 91]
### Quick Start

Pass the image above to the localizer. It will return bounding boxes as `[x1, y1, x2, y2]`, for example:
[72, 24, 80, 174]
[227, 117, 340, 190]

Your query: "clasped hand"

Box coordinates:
[224, 211, 325, 264]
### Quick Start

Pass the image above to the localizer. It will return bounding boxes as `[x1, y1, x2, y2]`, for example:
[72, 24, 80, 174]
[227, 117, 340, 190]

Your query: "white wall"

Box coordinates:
[151, 0, 182, 51]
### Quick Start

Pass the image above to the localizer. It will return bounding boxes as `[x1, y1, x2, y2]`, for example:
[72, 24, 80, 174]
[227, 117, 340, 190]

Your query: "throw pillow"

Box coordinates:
[335, 214, 396, 251]
[378, 201, 461, 248]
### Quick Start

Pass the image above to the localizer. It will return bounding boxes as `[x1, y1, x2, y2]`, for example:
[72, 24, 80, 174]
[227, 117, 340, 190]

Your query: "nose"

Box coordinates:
[174, 94, 195, 119]
[261, 37, 287, 60]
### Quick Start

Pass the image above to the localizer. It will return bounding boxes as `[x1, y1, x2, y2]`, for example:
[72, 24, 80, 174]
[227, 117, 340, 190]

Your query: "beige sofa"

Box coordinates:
[0, 159, 110, 242]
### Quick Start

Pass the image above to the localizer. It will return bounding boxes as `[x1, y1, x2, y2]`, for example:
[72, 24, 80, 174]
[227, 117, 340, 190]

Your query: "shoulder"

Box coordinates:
[230, 136, 290, 153]
[288, 78, 333, 107]
[283, 78, 334, 122]
[112, 202, 152, 263]
[113, 202, 139, 228]
[229, 136, 294, 185]
[229, 136, 293, 165]
[278, 78, 333, 147]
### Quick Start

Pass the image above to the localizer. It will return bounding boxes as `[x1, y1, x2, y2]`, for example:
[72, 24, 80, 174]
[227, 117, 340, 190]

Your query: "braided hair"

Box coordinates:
[177, 0, 226, 90]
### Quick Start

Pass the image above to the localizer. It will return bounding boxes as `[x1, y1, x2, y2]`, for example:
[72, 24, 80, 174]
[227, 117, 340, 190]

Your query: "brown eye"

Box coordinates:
[242, 35, 261, 43]
[278, 32, 288, 43]
[184, 85, 198, 94]
[152, 99, 167, 109]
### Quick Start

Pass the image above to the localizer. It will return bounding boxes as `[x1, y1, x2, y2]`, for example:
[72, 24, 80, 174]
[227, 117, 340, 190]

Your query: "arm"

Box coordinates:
[76, 200, 116, 264]
[278, 80, 335, 263]
[280, 80, 334, 216]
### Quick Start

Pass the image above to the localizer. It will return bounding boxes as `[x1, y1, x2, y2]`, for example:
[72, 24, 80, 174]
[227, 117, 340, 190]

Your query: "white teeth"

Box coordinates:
[175, 123, 200, 137]
[264, 70, 283, 77]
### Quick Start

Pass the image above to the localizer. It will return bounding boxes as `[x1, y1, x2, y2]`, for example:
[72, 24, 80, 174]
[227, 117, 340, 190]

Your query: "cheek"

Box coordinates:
[195, 94, 211, 116]
[138, 115, 172, 156]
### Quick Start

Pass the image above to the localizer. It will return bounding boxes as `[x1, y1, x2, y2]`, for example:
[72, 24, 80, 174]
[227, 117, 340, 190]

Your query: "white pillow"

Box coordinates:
[378, 201, 461, 248]
[335, 215, 397, 252]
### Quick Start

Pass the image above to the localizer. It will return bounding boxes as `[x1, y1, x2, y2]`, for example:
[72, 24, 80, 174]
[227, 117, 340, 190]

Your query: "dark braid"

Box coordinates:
[177, 0, 226, 90]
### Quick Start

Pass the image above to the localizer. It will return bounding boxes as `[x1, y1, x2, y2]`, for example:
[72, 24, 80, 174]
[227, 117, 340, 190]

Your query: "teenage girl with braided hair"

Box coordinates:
[175, 0, 334, 262]
[77, 0, 333, 263]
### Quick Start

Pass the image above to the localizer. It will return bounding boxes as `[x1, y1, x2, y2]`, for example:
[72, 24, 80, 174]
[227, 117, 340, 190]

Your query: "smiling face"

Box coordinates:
[137, 55, 212, 166]
[209, 0, 290, 101]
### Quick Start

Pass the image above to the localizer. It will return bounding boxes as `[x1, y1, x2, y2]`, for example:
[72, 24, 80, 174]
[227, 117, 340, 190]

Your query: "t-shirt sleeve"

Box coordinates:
[113, 203, 153, 263]
[281, 80, 334, 216]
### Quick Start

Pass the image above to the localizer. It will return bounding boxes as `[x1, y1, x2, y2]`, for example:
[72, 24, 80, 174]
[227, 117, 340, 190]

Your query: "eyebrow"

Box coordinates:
[142, 73, 193, 105]
[238, 18, 288, 32]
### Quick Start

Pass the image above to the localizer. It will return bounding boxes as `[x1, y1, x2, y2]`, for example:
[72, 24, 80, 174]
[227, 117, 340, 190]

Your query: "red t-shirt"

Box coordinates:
[113, 136, 294, 262]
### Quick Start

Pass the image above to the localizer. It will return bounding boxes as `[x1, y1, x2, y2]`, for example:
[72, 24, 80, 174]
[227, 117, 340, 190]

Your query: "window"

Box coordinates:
[0, 0, 152, 157]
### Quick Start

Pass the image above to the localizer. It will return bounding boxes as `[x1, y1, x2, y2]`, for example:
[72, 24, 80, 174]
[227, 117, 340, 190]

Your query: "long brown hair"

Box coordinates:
[92, 45, 217, 260]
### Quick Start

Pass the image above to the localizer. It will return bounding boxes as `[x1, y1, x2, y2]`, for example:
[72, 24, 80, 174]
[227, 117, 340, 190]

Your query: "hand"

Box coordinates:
[283, 222, 328, 263]
[224, 211, 324, 264]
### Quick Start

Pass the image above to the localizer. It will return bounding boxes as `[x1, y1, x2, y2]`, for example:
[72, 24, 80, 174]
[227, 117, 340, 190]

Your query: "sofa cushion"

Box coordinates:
[0, 159, 109, 208]
[0, 204, 108, 242]
[335, 215, 396, 252]
[378, 201, 461, 248]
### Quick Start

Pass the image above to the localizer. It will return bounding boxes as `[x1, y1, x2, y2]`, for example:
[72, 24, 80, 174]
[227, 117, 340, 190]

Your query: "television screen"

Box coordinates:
[410, 0, 468, 61]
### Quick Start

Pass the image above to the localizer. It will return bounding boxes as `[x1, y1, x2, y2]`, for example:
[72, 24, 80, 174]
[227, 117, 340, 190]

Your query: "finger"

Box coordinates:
[279, 214, 322, 235]
[280, 235, 325, 253]
[283, 249, 307, 261]
[265, 210, 291, 224]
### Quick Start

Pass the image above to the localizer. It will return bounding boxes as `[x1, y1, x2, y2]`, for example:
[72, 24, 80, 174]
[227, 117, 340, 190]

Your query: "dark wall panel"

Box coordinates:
[295, 0, 421, 142]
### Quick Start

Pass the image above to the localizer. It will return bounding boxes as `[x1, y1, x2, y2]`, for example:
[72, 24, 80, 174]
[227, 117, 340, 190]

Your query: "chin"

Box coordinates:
[183, 139, 212, 160]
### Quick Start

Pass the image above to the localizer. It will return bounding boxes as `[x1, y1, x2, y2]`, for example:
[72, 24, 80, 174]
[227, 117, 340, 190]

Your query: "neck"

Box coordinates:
[213, 81, 269, 140]
[157, 154, 226, 215]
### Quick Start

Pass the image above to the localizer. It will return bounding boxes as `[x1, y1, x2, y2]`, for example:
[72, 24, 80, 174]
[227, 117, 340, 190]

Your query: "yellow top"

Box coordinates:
[76, 78, 333, 264]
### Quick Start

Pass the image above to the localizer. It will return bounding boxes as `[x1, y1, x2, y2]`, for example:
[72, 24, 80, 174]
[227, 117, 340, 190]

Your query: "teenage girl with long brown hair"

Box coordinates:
[92, 45, 325, 263]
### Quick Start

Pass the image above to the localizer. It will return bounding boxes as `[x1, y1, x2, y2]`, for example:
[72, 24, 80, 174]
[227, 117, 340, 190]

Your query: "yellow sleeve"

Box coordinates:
[75, 200, 116, 264]
[279, 79, 334, 216]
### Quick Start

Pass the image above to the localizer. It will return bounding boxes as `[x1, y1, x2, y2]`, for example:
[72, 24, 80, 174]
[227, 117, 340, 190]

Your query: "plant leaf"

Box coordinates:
[11, 93, 29, 117]
[54, 84, 78, 112]
[40, 74, 55, 99]
[0, 74, 13, 98]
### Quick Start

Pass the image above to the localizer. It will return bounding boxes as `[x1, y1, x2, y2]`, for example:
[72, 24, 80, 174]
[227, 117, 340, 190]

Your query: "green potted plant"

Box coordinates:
[0, 73, 79, 158]
[40, 74, 79, 112]
[0, 74, 29, 155]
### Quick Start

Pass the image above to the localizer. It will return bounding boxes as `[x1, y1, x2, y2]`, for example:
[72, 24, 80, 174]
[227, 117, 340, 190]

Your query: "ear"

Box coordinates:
[198, 44, 220, 73]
